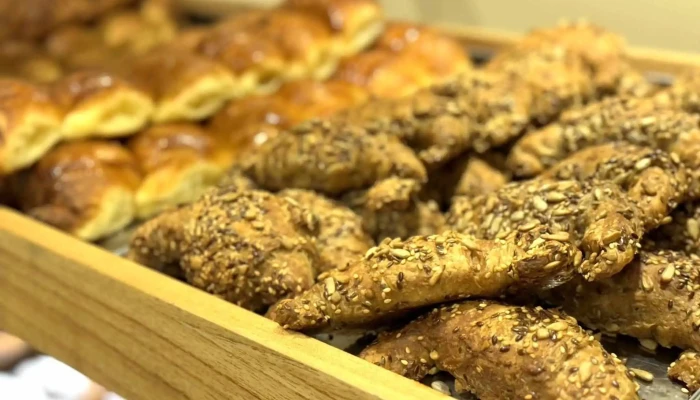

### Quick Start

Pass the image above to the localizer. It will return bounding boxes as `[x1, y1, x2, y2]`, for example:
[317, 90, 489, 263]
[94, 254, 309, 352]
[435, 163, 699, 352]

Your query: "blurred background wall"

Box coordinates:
[225, 0, 700, 52]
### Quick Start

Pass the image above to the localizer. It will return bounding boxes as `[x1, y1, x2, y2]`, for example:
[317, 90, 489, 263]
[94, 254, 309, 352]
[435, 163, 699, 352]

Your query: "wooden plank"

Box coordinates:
[0, 208, 445, 400]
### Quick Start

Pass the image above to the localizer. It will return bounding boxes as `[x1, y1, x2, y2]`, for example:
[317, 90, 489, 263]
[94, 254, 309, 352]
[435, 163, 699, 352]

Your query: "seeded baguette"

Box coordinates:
[549, 249, 700, 352]
[647, 201, 700, 256]
[360, 301, 639, 400]
[279, 188, 374, 274]
[540, 143, 690, 230]
[268, 228, 577, 331]
[447, 179, 645, 281]
[668, 350, 700, 391]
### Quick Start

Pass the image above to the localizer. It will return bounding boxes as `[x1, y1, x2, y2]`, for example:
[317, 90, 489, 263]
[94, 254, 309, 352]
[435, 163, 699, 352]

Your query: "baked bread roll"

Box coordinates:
[17, 140, 141, 241]
[198, 9, 335, 94]
[376, 22, 470, 84]
[129, 47, 238, 123]
[332, 23, 469, 98]
[0, 79, 64, 173]
[51, 70, 154, 139]
[128, 123, 225, 219]
[283, 0, 384, 56]
[209, 79, 368, 163]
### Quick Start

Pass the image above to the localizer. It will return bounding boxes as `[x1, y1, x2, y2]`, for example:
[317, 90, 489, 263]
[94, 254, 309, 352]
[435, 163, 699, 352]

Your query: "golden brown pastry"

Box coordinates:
[0, 41, 63, 83]
[540, 143, 691, 230]
[647, 201, 700, 256]
[280, 189, 373, 273]
[0, 0, 136, 41]
[98, 0, 177, 55]
[342, 177, 445, 241]
[199, 8, 335, 93]
[447, 179, 646, 281]
[669, 351, 700, 392]
[283, 0, 384, 56]
[269, 228, 577, 331]
[127, 123, 226, 219]
[129, 47, 238, 123]
[51, 70, 154, 139]
[245, 119, 426, 196]
[331, 49, 435, 98]
[360, 301, 639, 400]
[0, 79, 64, 173]
[131, 186, 320, 311]
[17, 140, 141, 241]
[549, 249, 700, 352]
[507, 98, 700, 199]
[45, 25, 124, 70]
[375, 22, 470, 83]
[209, 79, 368, 163]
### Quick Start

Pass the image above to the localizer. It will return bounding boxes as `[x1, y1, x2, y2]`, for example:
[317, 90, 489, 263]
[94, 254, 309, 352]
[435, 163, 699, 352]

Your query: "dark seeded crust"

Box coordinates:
[507, 98, 700, 198]
[647, 201, 700, 256]
[549, 249, 700, 351]
[268, 228, 576, 331]
[360, 301, 639, 400]
[246, 119, 427, 195]
[279, 188, 374, 274]
[540, 143, 691, 230]
[668, 350, 700, 391]
[447, 179, 645, 281]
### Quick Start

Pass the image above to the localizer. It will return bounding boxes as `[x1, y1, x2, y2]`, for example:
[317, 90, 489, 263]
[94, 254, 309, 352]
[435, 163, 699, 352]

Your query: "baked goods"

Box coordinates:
[16, 140, 141, 241]
[283, 0, 384, 56]
[280, 188, 373, 274]
[268, 227, 577, 330]
[131, 186, 319, 311]
[448, 179, 646, 281]
[127, 123, 225, 219]
[129, 47, 238, 123]
[51, 70, 154, 139]
[245, 119, 426, 196]
[0, 41, 63, 83]
[360, 301, 639, 400]
[209, 79, 368, 162]
[331, 23, 470, 98]
[647, 201, 700, 256]
[669, 351, 700, 391]
[0, 79, 64, 173]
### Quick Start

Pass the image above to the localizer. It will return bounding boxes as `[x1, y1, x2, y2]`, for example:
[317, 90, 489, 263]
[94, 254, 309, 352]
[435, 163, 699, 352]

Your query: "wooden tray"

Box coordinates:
[3, 5, 700, 399]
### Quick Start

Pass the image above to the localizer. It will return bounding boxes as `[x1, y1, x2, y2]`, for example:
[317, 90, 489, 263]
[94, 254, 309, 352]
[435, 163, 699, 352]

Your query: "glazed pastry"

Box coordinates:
[269, 228, 577, 330]
[245, 119, 426, 196]
[668, 351, 700, 392]
[448, 179, 646, 281]
[130, 187, 319, 311]
[360, 301, 639, 400]
[540, 143, 690, 230]
[45, 25, 123, 70]
[549, 249, 700, 353]
[280, 189, 373, 273]
[17, 140, 141, 241]
[129, 47, 238, 123]
[51, 70, 154, 139]
[0, 79, 63, 173]
[98, 0, 177, 55]
[209, 79, 368, 162]
[127, 123, 225, 219]
[283, 0, 384, 56]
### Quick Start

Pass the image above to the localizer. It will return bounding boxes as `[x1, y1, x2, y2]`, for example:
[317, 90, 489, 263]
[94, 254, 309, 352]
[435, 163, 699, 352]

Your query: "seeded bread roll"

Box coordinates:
[269, 228, 577, 331]
[360, 301, 639, 400]
[128, 123, 225, 219]
[0, 79, 64, 173]
[647, 201, 700, 256]
[669, 350, 700, 392]
[283, 0, 384, 57]
[17, 140, 141, 241]
[129, 47, 238, 123]
[51, 70, 154, 139]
